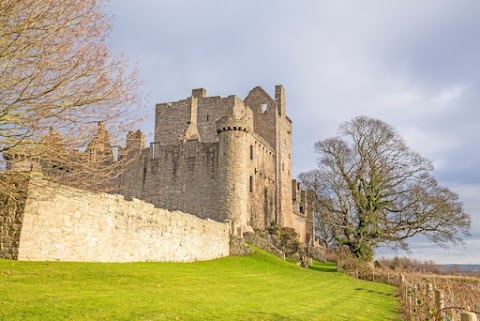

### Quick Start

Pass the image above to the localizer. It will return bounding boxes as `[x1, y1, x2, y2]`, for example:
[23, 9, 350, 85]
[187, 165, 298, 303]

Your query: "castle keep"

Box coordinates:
[119, 85, 314, 244]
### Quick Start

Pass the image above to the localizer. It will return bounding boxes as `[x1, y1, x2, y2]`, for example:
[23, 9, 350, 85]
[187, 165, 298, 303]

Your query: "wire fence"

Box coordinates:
[397, 272, 479, 321]
[338, 261, 480, 321]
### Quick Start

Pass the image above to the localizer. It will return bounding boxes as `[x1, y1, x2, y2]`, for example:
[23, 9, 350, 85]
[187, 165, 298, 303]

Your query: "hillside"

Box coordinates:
[0, 247, 400, 320]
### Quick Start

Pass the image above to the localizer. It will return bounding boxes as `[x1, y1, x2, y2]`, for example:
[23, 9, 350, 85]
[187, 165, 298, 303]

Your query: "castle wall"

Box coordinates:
[120, 140, 223, 222]
[278, 116, 293, 227]
[274, 86, 294, 228]
[303, 190, 316, 246]
[155, 99, 192, 145]
[118, 149, 148, 199]
[155, 93, 238, 145]
[290, 211, 307, 243]
[196, 96, 231, 143]
[142, 141, 223, 221]
[249, 134, 276, 230]
[117, 131, 148, 201]
[291, 181, 315, 245]
[10, 180, 230, 262]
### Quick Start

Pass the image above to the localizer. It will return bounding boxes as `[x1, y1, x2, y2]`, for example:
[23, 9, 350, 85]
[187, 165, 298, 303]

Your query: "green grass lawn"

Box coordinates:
[0, 247, 400, 321]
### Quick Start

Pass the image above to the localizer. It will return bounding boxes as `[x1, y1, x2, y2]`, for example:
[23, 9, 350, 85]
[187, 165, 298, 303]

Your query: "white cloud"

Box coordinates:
[433, 85, 467, 106]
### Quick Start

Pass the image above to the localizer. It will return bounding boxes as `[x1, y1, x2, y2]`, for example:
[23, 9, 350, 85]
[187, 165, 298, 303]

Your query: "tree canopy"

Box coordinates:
[0, 0, 142, 196]
[301, 116, 470, 260]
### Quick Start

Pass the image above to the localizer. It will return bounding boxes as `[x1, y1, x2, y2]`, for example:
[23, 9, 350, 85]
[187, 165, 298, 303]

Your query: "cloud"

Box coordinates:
[377, 238, 480, 265]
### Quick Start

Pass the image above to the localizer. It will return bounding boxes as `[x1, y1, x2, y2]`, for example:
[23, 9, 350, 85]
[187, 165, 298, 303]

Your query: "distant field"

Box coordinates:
[0, 247, 400, 321]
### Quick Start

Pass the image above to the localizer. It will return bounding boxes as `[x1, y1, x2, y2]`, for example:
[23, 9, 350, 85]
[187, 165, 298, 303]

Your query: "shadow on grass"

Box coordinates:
[252, 311, 298, 321]
[309, 263, 337, 273]
[354, 287, 391, 297]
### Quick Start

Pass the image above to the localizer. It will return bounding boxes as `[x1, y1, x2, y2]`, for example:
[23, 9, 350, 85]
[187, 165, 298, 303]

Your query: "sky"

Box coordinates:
[107, 0, 480, 264]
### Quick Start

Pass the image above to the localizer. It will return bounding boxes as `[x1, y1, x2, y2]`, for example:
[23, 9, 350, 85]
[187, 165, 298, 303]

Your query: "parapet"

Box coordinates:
[192, 88, 207, 98]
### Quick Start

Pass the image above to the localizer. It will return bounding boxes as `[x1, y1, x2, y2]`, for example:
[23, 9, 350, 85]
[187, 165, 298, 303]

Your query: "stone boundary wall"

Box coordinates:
[12, 180, 231, 262]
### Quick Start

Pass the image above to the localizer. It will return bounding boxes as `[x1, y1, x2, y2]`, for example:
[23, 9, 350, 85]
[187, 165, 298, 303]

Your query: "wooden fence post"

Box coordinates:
[399, 274, 404, 299]
[427, 283, 433, 296]
[460, 312, 477, 321]
[425, 283, 434, 316]
[407, 284, 412, 317]
[435, 290, 445, 320]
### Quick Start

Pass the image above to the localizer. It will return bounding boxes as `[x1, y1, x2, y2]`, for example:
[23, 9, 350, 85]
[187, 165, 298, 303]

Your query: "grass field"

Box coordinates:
[0, 247, 400, 321]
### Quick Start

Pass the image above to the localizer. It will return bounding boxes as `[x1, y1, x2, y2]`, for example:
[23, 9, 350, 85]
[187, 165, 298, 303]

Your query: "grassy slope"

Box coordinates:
[0, 248, 400, 321]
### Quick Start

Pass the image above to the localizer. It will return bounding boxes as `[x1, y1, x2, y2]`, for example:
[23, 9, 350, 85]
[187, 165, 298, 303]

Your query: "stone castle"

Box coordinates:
[1, 85, 316, 262]
[118, 85, 314, 244]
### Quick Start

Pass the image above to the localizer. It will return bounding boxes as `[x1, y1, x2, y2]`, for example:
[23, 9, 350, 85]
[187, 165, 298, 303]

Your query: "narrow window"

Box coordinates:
[142, 166, 147, 185]
[207, 114, 209, 121]
[250, 145, 253, 160]
[249, 176, 253, 193]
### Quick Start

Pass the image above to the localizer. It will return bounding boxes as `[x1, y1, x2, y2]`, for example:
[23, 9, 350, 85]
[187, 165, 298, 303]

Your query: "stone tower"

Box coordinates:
[216, 97, 254, 235]
[243, 85, 293, 227]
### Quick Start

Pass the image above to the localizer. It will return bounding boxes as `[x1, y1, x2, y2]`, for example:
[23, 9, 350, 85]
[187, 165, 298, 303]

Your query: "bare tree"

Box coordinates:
[308, 116, 470, 260]
[0, 0, 142, 198]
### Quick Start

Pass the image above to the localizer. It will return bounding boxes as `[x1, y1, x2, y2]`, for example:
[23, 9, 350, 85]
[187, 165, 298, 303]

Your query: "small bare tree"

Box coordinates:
[0, 0, 143, 199]
[306, 116, 470, 260]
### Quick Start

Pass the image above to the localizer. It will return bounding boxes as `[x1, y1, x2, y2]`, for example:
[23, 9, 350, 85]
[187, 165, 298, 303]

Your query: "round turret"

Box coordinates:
[216, 118, 251, 236]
